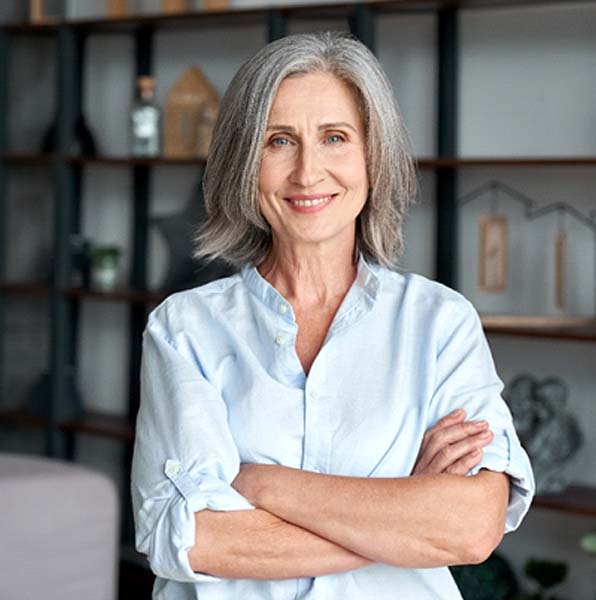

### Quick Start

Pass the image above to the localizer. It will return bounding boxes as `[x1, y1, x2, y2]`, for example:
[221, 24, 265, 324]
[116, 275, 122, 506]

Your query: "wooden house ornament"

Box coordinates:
[163, 67, 220, 159]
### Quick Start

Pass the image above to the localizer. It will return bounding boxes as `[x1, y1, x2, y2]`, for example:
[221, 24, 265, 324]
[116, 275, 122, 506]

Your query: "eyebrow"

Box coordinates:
[266, 122, 358, 133]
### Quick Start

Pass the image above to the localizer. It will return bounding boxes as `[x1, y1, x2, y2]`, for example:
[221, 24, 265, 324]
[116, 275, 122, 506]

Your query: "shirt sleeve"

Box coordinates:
[427, 297, 536, 534]
[130, 308, 256, 583]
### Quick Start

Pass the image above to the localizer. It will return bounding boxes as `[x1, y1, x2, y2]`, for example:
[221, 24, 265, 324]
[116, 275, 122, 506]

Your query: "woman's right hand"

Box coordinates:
[410, 409, 493, 477]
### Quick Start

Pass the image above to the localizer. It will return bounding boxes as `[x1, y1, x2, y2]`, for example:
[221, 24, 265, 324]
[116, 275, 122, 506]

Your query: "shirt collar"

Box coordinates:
[240, 250, 381, 323]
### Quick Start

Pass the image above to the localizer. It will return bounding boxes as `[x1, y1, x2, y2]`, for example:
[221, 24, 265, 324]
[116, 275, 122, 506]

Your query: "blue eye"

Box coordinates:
[271, 137, 290, 147]
[327, 134, 345, 144]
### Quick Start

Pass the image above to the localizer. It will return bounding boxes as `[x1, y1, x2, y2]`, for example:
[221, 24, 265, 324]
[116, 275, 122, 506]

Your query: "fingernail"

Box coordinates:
[479, 431, 491, 438]
[474, 420, 488, 427]
[451, 409, 464, 417]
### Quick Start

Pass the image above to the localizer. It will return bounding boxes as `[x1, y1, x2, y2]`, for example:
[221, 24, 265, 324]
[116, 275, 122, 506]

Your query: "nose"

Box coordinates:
[289, 142, 325, 188]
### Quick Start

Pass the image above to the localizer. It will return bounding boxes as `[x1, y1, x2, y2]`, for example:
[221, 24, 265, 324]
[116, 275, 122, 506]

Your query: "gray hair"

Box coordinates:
[193, 30, 418, 270]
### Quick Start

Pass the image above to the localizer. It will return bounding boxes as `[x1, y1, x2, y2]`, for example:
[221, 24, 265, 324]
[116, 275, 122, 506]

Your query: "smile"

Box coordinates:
[284, 194, 338, 212]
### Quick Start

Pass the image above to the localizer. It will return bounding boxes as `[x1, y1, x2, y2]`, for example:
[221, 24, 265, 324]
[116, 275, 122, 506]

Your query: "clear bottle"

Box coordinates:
[130, 76, 161, 156]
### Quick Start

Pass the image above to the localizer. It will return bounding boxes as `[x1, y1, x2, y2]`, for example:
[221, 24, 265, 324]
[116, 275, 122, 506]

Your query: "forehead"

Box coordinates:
[268, 71, 363, 125]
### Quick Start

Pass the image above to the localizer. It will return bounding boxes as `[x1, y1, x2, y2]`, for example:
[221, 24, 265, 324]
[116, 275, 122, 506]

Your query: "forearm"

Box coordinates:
[189, 506, 374, 580]
[255, 468, 494, 568]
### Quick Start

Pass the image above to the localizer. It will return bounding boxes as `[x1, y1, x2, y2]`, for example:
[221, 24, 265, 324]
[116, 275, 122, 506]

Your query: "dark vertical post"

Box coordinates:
[0, 31, 9, 410]
[436, 8, 458, 288]
[50, 26, 78, 458]
[267, 10, 287, 42]
[348, 4, 376, 54]
[122, 25, 153, 545]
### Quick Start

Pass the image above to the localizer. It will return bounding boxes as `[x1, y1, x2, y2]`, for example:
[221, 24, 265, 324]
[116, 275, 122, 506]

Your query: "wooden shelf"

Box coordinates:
[417, 156, 596, 168]
[533, 484, 596, 519]
[0, 408, 134, 441]
[4, 153, 596, 168]
[3, 0, 594, 34]
[62, 285, 168, 305]
[0, 407, 47, 429]
[0, 153, 56, 165]
[481, 314, 596, 343]
[67, 155, 206, 166]
[0, 281, 52, 296]
[60, 410, 134, 442]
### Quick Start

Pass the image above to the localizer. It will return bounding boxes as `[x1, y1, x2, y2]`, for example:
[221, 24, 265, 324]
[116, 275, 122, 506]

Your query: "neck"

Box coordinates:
[256, 238, 359, 308]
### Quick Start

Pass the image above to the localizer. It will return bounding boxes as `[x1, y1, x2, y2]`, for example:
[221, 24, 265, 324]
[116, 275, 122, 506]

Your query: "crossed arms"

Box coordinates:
[188, 411, 510, 580]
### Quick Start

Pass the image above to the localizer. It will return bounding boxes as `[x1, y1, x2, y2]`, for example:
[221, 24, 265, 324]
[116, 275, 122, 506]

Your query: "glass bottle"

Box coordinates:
[130, 76, 161, 157]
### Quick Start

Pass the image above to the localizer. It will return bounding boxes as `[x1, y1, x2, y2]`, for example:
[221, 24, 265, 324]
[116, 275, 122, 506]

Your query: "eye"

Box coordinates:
[326, 133, 345, 144]
[270, 136, 292, 147]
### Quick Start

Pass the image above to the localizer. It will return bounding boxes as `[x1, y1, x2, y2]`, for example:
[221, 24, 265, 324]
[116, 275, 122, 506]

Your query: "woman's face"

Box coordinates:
[258, 71, 368, 251]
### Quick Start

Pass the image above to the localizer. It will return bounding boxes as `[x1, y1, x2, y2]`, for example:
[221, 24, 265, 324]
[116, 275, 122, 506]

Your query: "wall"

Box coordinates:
[1, 0, 595, 596]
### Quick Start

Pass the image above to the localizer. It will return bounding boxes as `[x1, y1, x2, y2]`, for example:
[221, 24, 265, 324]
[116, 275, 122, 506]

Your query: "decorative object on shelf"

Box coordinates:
[106, 0, 128, 18]
[130, 76, 161, 157]
[91, 245, 123, 290]
[459, 180, 596, 312]
[69, 234, 92, 288]
[449, 552, 519, 600]
[24, 366, 83, 423]
[202, 0, 230, 9]
[161, 0, 187, 13]
[151, 175, 236, 291]
[163, 66, 220, 159]
[503, 373, 583, 495]
[511, 558, 569, 600]
[29, 0, 64, 24]
[478, 214, 508, 293]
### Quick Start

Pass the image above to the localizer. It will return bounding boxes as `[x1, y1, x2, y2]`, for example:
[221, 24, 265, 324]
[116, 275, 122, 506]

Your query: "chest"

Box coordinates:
[294, 308, 338, 376]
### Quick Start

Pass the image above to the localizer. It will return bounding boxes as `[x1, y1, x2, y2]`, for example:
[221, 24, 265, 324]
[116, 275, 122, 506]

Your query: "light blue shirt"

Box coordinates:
[131, 251, 535, 600]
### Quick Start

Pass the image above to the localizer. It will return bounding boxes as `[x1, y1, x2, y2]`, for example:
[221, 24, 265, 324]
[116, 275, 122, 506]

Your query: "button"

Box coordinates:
[309, 390, 317, 400]
[311, 467, 320, 473]
[165, 459, 182, 477]
[278, 303, 288, 314]
[274, 334, 286, 345]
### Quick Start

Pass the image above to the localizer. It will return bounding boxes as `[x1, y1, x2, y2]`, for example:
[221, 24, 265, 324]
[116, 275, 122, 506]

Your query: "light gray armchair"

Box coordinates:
[0, 452, 120, 600]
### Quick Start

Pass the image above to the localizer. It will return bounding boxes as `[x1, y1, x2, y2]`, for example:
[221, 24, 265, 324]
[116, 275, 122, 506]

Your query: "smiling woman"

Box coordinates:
[130, 31, 535, 600]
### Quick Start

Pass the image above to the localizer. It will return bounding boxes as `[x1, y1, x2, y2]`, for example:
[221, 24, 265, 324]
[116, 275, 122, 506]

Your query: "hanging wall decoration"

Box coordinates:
[459, 180, 596, 313]
[554, 211, 567, 310]
[163, 66, 220, 159]
[151, 174, 237, 291]
[478, 214, 508, 293]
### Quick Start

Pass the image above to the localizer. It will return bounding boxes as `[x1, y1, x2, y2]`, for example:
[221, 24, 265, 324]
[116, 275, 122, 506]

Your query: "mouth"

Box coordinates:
[284, 193, 338, 212]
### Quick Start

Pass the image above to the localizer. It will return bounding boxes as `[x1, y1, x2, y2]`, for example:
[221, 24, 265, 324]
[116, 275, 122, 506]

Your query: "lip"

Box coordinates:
[284, 193, 338, 214]
[286, 194, 338, 201]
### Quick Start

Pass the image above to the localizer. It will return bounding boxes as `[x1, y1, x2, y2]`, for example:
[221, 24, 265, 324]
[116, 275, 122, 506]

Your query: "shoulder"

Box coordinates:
[145, 271, 244, 338]
[375, 266, 475, 322]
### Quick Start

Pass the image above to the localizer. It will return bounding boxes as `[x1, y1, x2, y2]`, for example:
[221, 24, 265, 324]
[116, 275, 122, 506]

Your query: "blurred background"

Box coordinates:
[0, 0, 595, 599]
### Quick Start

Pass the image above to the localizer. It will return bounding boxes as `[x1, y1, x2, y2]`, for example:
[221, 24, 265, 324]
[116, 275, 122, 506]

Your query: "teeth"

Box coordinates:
[289, 195, 332, 207]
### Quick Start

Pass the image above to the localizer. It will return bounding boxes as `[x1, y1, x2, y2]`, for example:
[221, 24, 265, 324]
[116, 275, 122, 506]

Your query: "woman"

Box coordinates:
[131, 31, 535, 599]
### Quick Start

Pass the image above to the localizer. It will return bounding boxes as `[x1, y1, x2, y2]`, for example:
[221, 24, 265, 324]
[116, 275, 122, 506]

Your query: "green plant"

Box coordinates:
[511, 558, 568, 600]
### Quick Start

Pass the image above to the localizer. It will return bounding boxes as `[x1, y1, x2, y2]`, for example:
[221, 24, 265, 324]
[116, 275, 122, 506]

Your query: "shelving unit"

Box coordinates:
[1, 0, 595, 594]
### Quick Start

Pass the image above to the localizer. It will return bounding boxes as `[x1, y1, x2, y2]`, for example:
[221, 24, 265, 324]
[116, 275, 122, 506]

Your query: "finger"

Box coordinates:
[445, 448, 484, 476]
[426, 429, 493, 473]
[421, 409, 466, 446]
[422, 420, 489, 464]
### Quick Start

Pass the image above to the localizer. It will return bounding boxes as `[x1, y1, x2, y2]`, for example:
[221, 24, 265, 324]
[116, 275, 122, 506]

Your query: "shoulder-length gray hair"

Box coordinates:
[193, 30, 418, 271]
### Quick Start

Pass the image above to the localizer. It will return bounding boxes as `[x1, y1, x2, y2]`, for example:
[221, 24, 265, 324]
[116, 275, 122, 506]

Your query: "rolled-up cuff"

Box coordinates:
[466, 428, 535, 533]
[140, 459, 255, 583]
